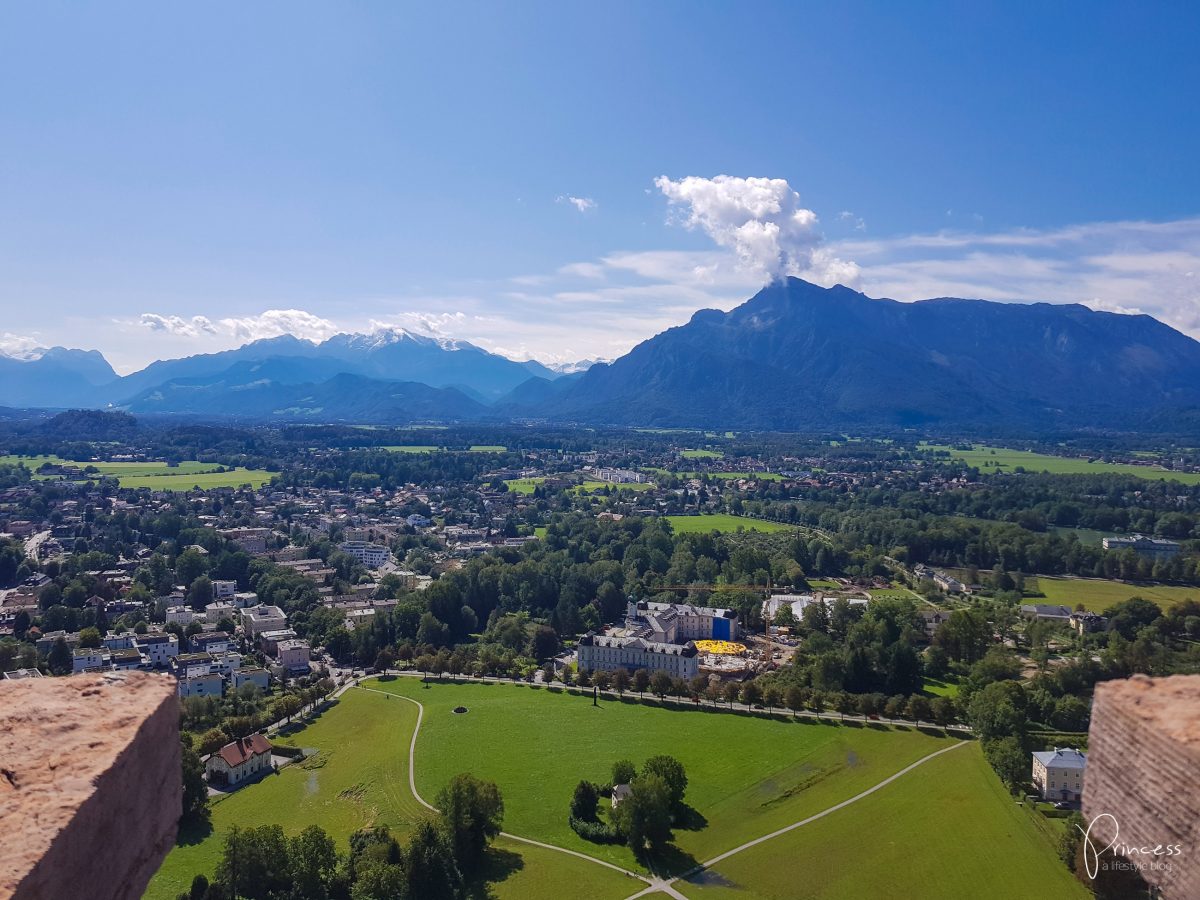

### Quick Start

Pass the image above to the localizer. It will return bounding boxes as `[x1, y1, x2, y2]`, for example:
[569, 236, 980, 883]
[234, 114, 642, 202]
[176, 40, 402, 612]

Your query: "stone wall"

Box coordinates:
[0, 671, 181, 900]
[1084, 673, 1200, 899]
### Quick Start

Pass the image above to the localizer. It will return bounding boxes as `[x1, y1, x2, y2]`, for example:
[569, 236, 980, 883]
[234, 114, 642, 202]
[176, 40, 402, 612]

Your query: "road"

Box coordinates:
[23, 529, 51, 561]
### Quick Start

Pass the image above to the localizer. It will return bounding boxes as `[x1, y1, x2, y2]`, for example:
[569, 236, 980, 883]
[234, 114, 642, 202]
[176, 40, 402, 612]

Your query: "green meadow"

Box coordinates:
[0, 455, 271, 490]
[1028, 576, 1199, 612]
[666, 514, 793, 534]
[929, 444, 1200, 484]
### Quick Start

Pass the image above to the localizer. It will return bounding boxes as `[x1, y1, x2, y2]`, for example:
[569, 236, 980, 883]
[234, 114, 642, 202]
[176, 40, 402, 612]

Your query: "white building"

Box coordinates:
[191, 632, 233, 655]
[634, 600, 740, 642]
[577, 633, 699, 679]
[242, 604, 288, 638]
[166, 606, 196, 626]
[1032, 748, 1087, 802]
[1101, 534, 1181, 560]
[134, 633, 180, 668]
[232, 667, 270, 693]
[339, 541, 391, 568]
[212, 580, 238, 599]
[71, 648, 106, 673]
[179, 671, 224, 698]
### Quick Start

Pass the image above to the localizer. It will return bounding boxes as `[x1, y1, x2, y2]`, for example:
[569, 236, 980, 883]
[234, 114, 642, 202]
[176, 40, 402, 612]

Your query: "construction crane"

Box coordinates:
[654, 583, 776, 593]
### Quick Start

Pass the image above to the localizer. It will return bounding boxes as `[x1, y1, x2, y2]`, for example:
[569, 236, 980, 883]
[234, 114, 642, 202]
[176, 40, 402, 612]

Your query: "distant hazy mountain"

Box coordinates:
[123, 371, 487, 422]
[537, 277, 1200, 430]
[0, 347, 117, 408]
[542, 358, 608, 375]
[102, 329, 548, 404]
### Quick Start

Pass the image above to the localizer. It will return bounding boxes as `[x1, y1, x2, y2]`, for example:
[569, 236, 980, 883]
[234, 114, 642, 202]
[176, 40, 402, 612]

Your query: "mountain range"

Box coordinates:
[5, 278, 1200, 431]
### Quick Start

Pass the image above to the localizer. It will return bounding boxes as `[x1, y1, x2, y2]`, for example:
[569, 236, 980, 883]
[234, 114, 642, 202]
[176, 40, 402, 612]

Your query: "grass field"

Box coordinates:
[682, 743, 1088, 900]
[0, 455, 270, 490]
[146, 689, 633, 900]
[929, 444, 1200, 485]
[374, 678, 954, 873]
[504, 477, 546, 494]
[1028, 576, 1199, 612]
[577, 480, 656, 493]
[666, 515, 793, 534]
[922, 677, 960, 698]
[469, 445, 507, 452]
[378, 445, 440, 453]
[681, 449, 724, 459]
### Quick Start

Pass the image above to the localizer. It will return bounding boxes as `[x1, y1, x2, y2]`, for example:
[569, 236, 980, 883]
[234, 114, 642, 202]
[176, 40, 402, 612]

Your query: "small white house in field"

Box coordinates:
[205, 734, 273, 787]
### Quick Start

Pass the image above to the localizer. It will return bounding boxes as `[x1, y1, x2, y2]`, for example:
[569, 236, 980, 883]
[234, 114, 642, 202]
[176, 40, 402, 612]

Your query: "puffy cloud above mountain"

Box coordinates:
[138, 309, 338, 343]
[655, 174, 861, 287]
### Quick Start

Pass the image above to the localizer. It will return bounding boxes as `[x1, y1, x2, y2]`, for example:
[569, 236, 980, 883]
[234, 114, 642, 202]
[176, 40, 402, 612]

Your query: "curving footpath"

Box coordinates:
[355, 678, 969, 900]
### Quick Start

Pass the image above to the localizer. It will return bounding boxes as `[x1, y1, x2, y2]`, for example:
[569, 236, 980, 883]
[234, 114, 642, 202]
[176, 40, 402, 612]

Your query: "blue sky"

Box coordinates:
[2, 2, 1199, 371]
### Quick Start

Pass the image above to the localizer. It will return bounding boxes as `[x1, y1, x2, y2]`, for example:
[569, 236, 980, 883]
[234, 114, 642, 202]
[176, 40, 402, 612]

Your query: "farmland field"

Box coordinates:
[577, 479, 655, 493]
[928, 444, 1200, 484]
[378, 445, 440, 453]
[0, 455, 223, 477]
[667, 514, 793, 534]
[1028, 576, 1199, 612]
[115, 468, 273, 491]
[681, 449, 724, 459]
[468, 444, 507, 452]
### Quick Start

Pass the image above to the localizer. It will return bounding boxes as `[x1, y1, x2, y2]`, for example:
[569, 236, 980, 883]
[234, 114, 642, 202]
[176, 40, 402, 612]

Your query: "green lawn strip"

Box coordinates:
[376, 679, 951, 875]
[469, 445, 508, 452]
[378, 445, 441, 453]
[1029, 576, 1199, 612]
[115, 468, 273, 491]
[576, 480, 656, 493]
[666, 515, 793, 534]
[0, 455, 229, 479]
[146, 691, 423, 899]
[922, 676, 960, 698]
[683, 743, 1088, 900]
[929, 444, 1200, 484]
[681, 450, 724, 459]
[484, 836, 638, 900]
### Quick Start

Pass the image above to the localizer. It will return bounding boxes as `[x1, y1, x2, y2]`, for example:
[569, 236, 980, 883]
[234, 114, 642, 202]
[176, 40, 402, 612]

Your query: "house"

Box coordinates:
[277, 639, 311, 673]
[1070, 612, 1109, 634]
[1020, 604, 1073, 623]
[71, 649, 106, 673]
[191, 632, 232, 655]
[232, 667, 270, 693]
[109, 648, 143, 670]
[2, 668, 43, 679]
[919, 609, 953, 637]
[1032, 748, 1087, 801]
[611, 783, 632, 808]
[1101, 534, 1181, 560]
[205, 733, 273, 786]
[165, 606, 196, 626]
[178, 672, 224, 699]
[259, 628, 298, 654]
[241, 604, 288, 638]
[212, 580, 238, 600]
[339, 541, 391, 568]
[634, 600, 740, 641]
[134, 632, 180, 667]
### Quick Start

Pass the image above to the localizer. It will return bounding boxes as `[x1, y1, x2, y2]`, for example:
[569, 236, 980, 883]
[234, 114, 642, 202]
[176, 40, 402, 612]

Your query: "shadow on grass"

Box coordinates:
[465, 845, 525, 900]
[176, 814, 213, 847]
[675, 802, 708, 832]
[642, 843, 701, 878]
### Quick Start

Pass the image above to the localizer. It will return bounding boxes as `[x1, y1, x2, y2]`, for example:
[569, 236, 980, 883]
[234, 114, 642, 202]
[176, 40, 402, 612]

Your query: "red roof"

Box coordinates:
[216, 733, 272, 768]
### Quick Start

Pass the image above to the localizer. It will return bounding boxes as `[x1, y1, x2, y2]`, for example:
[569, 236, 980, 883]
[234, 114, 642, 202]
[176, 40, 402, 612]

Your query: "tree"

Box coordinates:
[48, 636, 72, 675]
[181, 742, 209, 824]
[593, 670, 613, 692]
[187, 576, 213, 612]
[763, 685, 782, 713]
[740, 680, 762, 707]
[906, 695, 932, 727]
[78, 626, 101, 648]
[352, 859, 408, 900]
[571, 780, 599, 821]
[404, 818, 463, 900]
[931, 696, 957, 726]
[435, 773, 504, 870]
[968, 681, 1028, 742]
[983, 736, 1028, 792]
[785, 685, 807, 716]
[290, 825, 340, 900]
[612, 759, 637, 786]
[215, 824, 291, 900]
[611, 668, 630, 695]
[649, 670, 672, 700]
[612, 773, 673, 854]
[641, 755, 688, 811]
[529, 625, 560, 660]
[632, 669, 650, 697]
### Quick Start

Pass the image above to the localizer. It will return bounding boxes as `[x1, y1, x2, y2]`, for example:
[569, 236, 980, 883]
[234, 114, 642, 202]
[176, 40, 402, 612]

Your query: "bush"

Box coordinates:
[568, 815, 623, 843]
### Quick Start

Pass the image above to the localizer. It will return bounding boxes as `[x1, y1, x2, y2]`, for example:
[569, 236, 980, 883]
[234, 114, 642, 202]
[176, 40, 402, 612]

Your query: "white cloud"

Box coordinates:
[137, 308, 337, 344]
[557, 195, 597, 213]
[838, 210, 866, 231]
[654, 174, 860, 287]
[366, 311, 468, 337]
[137, 313, 217, 337]
[0, 332, 44, 359]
